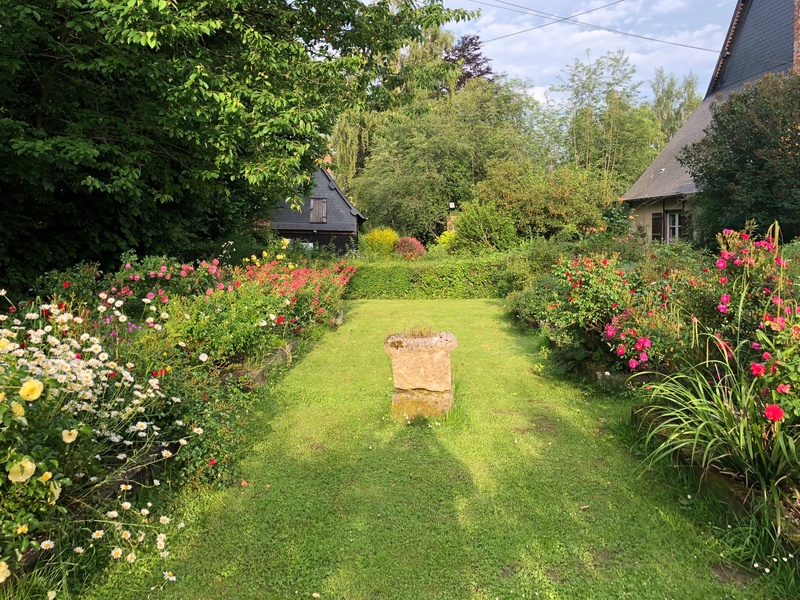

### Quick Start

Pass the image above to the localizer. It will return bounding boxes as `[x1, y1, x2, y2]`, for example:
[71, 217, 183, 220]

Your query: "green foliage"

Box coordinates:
[552, 50, 663, 196]
[435, 230, 457, 249]
[509, 253, 639, 366]
[0, 0, 471, 289]
[345, 255, 523, 299]
[641, 335, 800, 543]
[449, 201, 517, 252]
[476, 161, 614, 237]
[350, 78, 538, 242]
[361, 227, 400, 257]
[680, 73, 800, 244]
[649, 68, 702, 141]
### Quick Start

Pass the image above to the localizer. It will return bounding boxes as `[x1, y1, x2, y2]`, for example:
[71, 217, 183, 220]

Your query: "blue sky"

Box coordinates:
[442, 0, 736, 100]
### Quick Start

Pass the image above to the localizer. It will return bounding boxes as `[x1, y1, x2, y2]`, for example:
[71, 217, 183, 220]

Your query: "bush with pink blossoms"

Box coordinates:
[395, 237, 426, 260]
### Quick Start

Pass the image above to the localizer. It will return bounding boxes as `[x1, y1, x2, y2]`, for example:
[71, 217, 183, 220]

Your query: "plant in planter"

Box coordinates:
[384, 329, 458, 420]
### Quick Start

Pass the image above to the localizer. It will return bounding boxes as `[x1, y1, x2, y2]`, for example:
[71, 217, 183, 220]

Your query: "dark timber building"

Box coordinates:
[623, 0, 799, 241]
[269, 168, 366, 252]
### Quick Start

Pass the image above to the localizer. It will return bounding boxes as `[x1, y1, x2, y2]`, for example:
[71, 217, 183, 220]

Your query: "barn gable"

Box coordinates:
[269, 169, 366, 252]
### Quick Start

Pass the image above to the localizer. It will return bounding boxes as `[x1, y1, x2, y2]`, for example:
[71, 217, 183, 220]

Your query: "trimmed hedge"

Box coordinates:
[344, 254, 526, 299]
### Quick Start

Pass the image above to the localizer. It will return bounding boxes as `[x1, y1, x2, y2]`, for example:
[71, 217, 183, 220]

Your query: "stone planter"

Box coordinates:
[384, 332, 457, 419]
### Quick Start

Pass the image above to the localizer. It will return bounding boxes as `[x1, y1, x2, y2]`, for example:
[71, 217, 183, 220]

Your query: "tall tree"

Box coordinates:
[351, 78, 535, 241]
[650, 68, 702, 142]
[552, 50, 661, 196]
[680, 73, 800, 243]
[443, 34, 494, 90]
[0, 0, 469, 288]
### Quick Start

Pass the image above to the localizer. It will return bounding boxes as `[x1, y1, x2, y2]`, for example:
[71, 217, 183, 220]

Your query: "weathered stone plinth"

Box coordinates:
[385, 332, 457, 419]
[391, 389, 454, 420]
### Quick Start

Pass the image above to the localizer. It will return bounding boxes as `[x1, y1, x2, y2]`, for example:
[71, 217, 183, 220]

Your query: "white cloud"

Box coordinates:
[444, 0, 732, 97]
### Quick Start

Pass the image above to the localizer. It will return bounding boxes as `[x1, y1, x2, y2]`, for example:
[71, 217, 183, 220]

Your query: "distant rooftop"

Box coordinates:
[623, 0, 797, 202]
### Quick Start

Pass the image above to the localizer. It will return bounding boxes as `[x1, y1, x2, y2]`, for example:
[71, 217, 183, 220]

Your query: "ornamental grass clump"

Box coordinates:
[641, 334, 800, 546]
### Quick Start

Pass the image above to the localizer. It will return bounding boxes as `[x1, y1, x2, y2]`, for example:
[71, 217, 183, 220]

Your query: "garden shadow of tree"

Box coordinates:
[157, 425, 479, 599]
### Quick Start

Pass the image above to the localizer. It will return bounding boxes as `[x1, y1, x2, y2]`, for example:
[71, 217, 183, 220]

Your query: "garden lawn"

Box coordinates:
[85, 300, 776, 599]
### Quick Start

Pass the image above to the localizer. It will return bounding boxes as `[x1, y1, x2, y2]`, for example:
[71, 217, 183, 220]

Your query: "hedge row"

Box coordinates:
[344, 255, 527, 299]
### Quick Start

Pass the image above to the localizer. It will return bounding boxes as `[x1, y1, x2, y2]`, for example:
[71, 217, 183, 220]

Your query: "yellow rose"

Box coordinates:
[62, 429, 78, 444]
[0, 391, 6, 402]
[0, 337, 10, 350]
[40, 471, 53, 483]
[276, 254, 285, 260]
[8, 458, 36, 484]
[0, 560, 11, 584]
[15, 524, 28, 535]
[10, 401, 24, 417]
[19, 379, 44, 401]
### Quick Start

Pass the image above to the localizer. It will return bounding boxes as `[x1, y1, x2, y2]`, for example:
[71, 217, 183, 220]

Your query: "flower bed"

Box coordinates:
[511, 224, 800, 560]
[0, 253, 355, 592]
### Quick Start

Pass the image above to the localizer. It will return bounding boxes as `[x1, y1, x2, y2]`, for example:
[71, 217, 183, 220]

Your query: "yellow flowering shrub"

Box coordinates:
[361, 227, 399, 257]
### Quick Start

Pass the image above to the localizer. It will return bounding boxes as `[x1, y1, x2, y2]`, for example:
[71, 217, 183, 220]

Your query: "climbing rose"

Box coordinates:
[764, 404, 785, 422]
[716, 259, 727, 269]
[777, 384, 791, 394]
[750, 362, 767, 377]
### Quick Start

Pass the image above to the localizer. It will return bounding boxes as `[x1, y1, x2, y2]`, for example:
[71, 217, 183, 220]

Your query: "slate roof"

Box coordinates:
[269, 168, 366, 233]
[623, 0, 796, 202]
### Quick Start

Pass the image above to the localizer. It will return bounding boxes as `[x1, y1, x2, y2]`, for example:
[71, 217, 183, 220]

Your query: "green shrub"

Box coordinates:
[345, 255, 522, 299]
[435, 230, 456, 249]
[508, 253, 639, 368]
[450, 201, 517, 253]
[361, 227, 399, 257]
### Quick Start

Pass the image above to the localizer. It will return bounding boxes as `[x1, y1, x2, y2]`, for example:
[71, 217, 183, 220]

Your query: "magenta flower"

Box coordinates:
[777, 384, 791, 394]
[719, 294, 731, 305]
[616, 345, 626, 357]
[639, 352, 648, 362]
[716, 259, 727, 269]
[764, 404, 785, 422]
[628, 359, 639, 370]
[750, 362, 767, 377]
[717, 304, 728, 313]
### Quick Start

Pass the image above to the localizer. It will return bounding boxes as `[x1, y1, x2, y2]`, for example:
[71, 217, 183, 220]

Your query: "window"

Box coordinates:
[310, 198, 327, 223]
[666, 211, 685, 242]
[651, 212, 663, 242]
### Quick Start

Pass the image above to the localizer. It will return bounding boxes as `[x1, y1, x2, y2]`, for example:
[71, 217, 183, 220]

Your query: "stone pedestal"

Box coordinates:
[384, 332, 457, 419]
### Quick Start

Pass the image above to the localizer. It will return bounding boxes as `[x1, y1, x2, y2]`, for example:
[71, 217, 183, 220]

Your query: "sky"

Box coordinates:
[441, 0, 737, 101]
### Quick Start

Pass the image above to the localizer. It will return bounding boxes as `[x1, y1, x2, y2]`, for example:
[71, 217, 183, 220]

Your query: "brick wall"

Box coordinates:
[794, 0, 800, 72]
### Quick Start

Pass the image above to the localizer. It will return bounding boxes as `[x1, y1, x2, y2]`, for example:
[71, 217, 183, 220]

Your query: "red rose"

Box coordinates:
[750, 362, 767, 377]
[764, 404, 784, 422]
[63, 281, 71, 289]
[209, 458, 217, 467]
